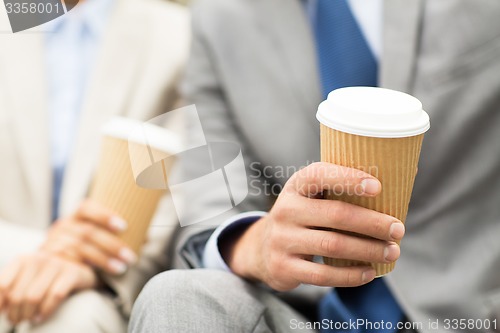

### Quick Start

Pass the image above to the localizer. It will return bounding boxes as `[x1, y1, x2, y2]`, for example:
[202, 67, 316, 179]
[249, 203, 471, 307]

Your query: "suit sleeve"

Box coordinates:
[0, 220, 45, 269]
[171, 1, 272, 270]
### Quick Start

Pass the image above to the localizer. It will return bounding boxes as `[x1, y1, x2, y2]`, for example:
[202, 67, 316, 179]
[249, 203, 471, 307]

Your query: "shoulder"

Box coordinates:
[0, 7, 9, 31]
[142, 0, 188, 20]
[191, 0, 256, 27]
[190, 0, 258, 42]
[192, 0, 253, 13]
[117, 0, 190, 34]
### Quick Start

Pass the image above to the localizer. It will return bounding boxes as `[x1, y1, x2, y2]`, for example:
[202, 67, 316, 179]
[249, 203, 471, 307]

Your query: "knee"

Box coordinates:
[130, 270, 199, 332]
[136, 269, 242, 304]
[137, 269, 190, 302]
[132, 269, 214, 316]
[130, 269, 257, 332]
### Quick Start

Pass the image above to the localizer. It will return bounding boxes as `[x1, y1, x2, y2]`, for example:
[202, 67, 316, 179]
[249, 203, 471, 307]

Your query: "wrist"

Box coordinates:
[227, 217, 265, 281]
[39, 246, 80, 262]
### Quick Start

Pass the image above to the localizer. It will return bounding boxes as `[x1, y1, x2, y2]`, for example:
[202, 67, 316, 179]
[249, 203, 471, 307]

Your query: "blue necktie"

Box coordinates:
[313, 1, 403, 332]
[315, 0, 377, 98]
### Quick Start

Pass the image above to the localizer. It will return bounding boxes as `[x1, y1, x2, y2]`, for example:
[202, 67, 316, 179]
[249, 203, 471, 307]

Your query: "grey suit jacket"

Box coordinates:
[178, 0, 500, 331]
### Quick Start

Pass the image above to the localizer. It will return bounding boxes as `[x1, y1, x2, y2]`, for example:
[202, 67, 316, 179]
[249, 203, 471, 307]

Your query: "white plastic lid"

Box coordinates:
[102, 116, 181, 154]
[316, 87, 430, 138]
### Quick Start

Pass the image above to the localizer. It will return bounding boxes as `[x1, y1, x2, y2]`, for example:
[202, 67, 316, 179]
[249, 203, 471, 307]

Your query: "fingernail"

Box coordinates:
[119, 248, 138, 264]
[384, 243, 401, 262]
[34, 315, 43, 325]
[360, 179, 381, 195]
[108, 259, 128, 274]
[389, 222, 405, 240]
[362, 269, 376, 283]
[109, 216, 127, 232]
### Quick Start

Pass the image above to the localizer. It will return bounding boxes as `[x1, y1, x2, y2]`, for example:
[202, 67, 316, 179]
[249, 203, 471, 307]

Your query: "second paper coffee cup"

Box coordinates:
[89, 117, 180, 255]
[316, 87, 430, 276]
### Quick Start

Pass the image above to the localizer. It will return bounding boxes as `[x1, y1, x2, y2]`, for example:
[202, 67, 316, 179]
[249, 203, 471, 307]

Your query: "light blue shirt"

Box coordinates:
[44, 0, 113, 220]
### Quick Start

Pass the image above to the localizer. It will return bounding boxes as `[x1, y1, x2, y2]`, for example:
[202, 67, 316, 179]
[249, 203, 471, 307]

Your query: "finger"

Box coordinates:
[41, 232, 78, 256]
[43, 225, 86, 260]
[58, 223, 137, 265]
[75, 199, 127, 232]
[289, 258, 376, 287]
[37, 269, 76, 321]
[0, 259, 23, 312]
[286, 196, 405, 241]
[292, 229, 400, 264]
[78, 242, 128, 275]
[286, 162, 381, 198]
[22, 258, 61, 324]
[7, 257, 41, 324]
[87, 227, 137, 264]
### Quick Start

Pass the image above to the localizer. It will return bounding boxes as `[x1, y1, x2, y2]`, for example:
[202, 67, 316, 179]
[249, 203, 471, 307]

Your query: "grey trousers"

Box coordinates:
[129, 269, 316, 333]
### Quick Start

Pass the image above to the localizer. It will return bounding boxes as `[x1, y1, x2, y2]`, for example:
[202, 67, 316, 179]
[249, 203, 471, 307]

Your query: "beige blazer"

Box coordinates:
[0, 0, 189, 315]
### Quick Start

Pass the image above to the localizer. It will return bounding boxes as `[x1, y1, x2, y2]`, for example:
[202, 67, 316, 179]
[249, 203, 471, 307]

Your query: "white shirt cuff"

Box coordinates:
[202, 211, 267, 271]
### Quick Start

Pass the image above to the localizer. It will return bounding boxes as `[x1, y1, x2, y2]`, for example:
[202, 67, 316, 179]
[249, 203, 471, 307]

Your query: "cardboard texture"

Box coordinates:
[89, 136, 165, 254]
[320, 124, 424, 276]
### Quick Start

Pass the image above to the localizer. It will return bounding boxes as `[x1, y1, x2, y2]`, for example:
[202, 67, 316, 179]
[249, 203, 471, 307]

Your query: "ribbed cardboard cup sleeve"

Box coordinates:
[320, 124, 424, 276]
[89, 136, 165, 255]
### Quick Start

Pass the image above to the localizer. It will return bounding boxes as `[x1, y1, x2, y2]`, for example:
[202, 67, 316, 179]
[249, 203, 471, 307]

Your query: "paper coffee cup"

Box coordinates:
[89, 117, 180, 254]
[316, 87, 430, 276]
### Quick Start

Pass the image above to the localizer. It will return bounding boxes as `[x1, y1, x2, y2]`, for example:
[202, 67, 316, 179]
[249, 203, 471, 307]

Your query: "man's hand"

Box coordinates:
[0, 253, 97, 325]
[225, 162, 405, 291]
[41, 199, 137, 275]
